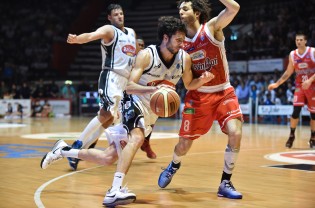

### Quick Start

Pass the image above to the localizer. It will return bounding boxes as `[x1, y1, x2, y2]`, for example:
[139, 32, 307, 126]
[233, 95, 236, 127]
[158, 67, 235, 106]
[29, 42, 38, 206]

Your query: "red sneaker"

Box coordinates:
[141, 140, 157, 159]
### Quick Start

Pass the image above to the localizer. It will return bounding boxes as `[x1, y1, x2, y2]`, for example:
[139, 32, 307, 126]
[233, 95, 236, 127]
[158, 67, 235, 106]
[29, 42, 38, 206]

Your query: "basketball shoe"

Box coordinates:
[67, 140, 82, 171]
[103, 186, 136, 207]
[40, 140, 68, 169]
[285, 135, 295, 148]
[158, 162, 180, 188]
[217, 180, 242, 199]
[141, 139, 157, 159]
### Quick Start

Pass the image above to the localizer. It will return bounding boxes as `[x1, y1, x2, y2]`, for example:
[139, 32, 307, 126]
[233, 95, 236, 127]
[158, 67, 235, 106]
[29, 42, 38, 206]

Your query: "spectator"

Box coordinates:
[235, 80, 250, 104]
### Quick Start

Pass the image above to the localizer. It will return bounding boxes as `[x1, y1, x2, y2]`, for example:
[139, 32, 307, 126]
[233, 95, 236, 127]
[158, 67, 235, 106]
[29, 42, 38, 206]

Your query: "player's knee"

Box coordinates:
[291, 106, 302, 119]
[310, 113, 315, 120]
[130, 131, 145, 148]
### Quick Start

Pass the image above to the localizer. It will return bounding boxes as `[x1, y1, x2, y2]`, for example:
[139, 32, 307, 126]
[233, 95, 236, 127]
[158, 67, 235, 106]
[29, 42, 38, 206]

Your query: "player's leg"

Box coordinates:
[158, 136, 193, 188]
[286, 106, 301, 148]
[309, 114, 315, 148]
[140, 125, 157, 159]
[217, 88, 243, 199]
[159, 90, 213, 188]
[218, 118, 242, 199]
[103, 128, 143, 207]
[40, 140, 118, 169]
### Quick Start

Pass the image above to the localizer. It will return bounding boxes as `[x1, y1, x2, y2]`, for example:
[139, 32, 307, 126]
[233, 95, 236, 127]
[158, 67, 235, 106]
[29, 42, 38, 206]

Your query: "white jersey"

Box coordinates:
[136, 45, 186, 108]
[101, 26, 136, 78]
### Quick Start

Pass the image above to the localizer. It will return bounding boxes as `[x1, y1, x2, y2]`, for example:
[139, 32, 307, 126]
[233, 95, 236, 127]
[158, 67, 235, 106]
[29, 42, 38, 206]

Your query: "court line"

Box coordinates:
[33, 147, 273, 207]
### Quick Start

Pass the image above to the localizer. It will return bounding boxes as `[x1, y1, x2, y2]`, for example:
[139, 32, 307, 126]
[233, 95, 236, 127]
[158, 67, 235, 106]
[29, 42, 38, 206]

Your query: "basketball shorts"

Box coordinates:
[179, 87, 243, 140]
[122, 94, 158, 137]
[98, 70, 128, 123]
[293, 86, 315, 113]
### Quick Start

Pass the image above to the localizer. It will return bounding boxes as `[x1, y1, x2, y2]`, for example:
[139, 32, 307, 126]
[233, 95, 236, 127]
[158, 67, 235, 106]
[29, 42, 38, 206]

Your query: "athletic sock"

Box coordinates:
[61, 146, 79, 158]
[221, 171, 232, 182]
[290, 128, 296, 137]
[111, 172, 125, 191]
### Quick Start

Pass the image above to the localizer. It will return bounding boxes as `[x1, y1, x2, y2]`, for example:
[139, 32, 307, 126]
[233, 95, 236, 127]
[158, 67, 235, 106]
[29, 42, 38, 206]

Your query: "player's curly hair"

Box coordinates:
[157, 16, 186, 42]
[178, 0, 211, 24]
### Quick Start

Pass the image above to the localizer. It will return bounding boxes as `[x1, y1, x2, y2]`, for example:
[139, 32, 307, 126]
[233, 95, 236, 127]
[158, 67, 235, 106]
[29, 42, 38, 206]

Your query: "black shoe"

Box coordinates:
[285, 135, 295, 148]
[309, 138, 315, 148]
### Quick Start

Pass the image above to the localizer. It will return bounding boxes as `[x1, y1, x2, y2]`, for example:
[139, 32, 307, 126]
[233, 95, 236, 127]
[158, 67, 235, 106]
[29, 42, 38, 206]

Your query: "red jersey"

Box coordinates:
[183, 24, 231, 93]
[290, 46, 315, 87]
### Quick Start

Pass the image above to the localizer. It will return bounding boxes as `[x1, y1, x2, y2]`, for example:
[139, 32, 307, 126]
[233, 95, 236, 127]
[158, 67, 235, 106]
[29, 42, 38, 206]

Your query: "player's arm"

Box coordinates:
[126, 50, 157, 94]
[182, 54, 214, 90]
[67, 25, 114, 44]
[207, 0, 240, 31]
[268, 56, 295, 90]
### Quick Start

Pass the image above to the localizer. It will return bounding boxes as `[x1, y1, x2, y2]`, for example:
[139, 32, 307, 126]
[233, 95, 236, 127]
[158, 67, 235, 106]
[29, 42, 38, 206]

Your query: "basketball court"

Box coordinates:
[0, 117, 314, 208]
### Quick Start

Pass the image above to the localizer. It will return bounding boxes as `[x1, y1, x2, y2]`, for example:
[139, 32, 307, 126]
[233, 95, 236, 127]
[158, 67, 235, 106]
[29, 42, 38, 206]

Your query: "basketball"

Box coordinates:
[150, 87, 181, 117]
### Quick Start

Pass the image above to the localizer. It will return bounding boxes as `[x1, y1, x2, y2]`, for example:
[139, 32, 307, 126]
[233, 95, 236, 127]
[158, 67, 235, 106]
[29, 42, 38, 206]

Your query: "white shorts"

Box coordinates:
[98, 70, 128, 123]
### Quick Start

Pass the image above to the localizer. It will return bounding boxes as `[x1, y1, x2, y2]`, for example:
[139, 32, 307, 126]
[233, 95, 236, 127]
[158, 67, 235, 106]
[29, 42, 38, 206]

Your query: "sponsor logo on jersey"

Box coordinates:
[190, 50, 205, 61]
[297, 63, 308, 68]
[192, 56, 218, 71]
[197, 42, 208, 48]
[122, 45, 136, 57]
[147, 72, 160, 78]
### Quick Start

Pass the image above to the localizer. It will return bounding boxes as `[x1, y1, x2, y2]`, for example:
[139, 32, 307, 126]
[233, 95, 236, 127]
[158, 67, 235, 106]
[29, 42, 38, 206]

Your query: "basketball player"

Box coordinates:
[268, 32, 315, 148]
[41, 3, 138, 205]
[40, 16, 213, 207]
[63, 4, 137, 171]
[158, 0, 243, 199]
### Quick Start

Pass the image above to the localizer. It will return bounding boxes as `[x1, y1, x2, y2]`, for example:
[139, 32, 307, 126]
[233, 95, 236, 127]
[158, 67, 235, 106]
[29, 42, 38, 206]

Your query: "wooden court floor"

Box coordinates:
[0, 117, 314, 208]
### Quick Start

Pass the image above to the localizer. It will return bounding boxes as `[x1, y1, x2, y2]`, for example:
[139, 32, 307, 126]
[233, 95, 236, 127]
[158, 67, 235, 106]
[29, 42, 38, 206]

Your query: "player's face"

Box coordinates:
[108, 9, 124, 29]
[166, 31, 185, 54]
[179, 2, 197, 25]
[295, 35, 307, 48]
[137, 39, 145, 50]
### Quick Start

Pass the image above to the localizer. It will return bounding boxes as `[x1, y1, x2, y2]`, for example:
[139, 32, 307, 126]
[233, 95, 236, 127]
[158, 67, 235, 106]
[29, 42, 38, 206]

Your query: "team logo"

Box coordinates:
[184, 108, 195, 114]
[122, 45, 136, 57]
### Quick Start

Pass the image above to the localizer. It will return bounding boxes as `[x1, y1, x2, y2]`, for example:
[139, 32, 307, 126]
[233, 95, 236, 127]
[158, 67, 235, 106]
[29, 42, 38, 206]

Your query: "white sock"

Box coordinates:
[78, 116, 102, 146]
[82, 125, 105, 149]
[223, 145, 239, 174]
[61, 148, 80, 158]
[173, 152, 181, 164]
[112, 172, 125, 191]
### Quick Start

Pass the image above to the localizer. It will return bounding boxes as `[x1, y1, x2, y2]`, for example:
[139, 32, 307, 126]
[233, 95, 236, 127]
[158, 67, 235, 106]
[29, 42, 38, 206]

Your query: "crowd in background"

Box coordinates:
[0, 0, 314, 120]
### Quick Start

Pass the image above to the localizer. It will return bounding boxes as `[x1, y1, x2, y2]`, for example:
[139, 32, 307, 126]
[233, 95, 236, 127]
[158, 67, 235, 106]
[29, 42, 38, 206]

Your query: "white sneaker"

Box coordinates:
[103, 186, 136, 207]
[40, 140, 68, 169]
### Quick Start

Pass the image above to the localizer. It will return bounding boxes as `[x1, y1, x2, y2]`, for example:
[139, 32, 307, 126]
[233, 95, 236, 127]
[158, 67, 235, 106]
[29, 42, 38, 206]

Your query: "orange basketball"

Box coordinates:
[150, 87, 181, 117]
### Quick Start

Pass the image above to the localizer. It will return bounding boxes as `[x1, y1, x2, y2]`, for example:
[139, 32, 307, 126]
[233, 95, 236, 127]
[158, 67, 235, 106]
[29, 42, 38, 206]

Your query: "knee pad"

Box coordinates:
[291, 106, 302, 119]
[311, 113, 315, 120]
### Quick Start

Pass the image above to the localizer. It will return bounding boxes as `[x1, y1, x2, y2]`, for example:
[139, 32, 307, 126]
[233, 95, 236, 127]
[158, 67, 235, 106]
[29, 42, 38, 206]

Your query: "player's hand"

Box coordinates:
[268, 83, 279, 91]
[67, 34, 78, 44]
[199, 71, 215, 83]
[301, 79, 311, 90]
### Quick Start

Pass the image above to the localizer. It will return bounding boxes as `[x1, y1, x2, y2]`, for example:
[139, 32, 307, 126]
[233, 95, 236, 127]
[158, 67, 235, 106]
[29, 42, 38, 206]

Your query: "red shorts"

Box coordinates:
[179, 87, 243, 140]
[293, 86, 315, 113]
